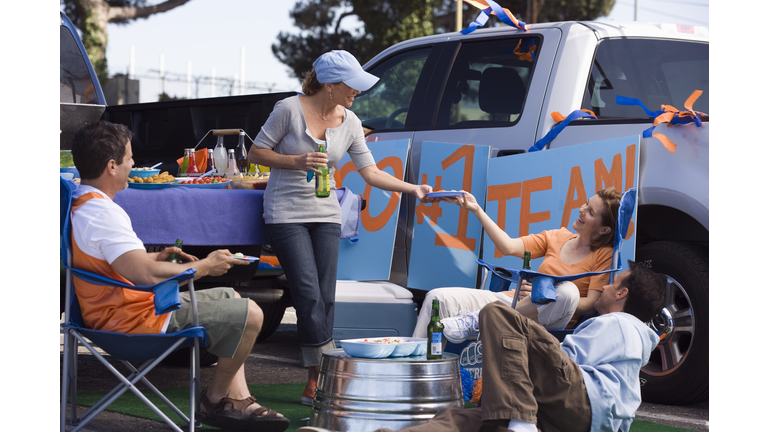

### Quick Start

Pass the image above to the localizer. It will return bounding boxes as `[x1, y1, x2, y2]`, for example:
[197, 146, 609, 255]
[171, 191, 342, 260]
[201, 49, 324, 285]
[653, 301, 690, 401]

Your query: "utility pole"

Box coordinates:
[159, 54, 165, 96]
[211, 67, 216, 98]
[635, 0, 639, 21]
[186, 61, 192, 99]
[527, 0, 538, 24]
[455, 0, 463, 31]
[240, 47, 246, 95]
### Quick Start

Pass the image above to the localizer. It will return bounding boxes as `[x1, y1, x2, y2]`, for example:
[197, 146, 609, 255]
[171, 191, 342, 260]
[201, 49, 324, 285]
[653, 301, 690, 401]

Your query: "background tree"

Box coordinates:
[61, 0, 192, 84]
[273, 0, 614, 82]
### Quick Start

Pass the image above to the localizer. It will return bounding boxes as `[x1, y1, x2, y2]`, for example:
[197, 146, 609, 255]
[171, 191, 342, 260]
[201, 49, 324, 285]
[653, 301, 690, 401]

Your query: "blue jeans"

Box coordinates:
[266, 223, 340, 366]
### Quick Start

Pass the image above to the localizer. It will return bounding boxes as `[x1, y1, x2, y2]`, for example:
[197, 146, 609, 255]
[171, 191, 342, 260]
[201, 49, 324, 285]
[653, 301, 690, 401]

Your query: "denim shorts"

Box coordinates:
[166, 287, 249, 358]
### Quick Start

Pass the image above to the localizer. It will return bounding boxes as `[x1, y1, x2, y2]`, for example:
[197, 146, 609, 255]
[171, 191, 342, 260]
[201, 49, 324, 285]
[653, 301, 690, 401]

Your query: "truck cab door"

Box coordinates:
[398, 29, 563, 288]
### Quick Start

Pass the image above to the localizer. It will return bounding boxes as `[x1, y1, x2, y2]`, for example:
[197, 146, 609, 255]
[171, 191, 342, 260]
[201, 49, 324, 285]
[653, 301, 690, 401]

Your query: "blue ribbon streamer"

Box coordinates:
[529, 110, 596, 152]
[461, 8, 491, 35]
[460, 0, 528, 35]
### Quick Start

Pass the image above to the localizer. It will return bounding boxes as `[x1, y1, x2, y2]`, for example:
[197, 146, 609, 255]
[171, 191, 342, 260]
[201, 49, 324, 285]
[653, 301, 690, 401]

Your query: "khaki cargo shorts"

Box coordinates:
[166, 287, 249, 358]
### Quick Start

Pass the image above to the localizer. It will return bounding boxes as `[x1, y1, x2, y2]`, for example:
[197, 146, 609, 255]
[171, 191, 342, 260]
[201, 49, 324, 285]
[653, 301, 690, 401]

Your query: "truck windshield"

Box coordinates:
[60, 26, 99, 104]
[582, 38, 709, 118]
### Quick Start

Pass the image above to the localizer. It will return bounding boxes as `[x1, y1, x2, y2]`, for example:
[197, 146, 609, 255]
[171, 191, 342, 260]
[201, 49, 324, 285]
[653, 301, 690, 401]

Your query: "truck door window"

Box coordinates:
[60, 26, 99, 104]
[436, 37, 539, 128]
[582, 39, 709, 118]
[349, 48, 431, 131]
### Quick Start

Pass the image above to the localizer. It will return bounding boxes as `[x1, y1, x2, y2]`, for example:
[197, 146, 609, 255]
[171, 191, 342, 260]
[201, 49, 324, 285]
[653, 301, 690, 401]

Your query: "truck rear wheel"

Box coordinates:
[256, 295, 289, 342]
[636, 241, 708, 405]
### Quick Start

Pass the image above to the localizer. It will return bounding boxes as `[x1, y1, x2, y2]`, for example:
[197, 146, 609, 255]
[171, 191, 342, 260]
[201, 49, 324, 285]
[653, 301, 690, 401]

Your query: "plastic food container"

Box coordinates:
[129, 168, 161, 178]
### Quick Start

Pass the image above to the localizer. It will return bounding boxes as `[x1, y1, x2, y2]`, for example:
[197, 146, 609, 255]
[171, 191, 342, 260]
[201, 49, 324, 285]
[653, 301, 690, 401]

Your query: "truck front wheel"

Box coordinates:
[636, 241, 708, 405]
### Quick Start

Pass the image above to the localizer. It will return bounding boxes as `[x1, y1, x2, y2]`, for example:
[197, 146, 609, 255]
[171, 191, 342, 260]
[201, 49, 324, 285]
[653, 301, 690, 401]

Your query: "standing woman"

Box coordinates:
[248, 50, 433, 405]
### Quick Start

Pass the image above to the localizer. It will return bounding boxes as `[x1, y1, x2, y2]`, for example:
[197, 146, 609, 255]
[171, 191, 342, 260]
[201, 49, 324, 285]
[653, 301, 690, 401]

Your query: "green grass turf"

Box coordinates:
[72, 383, 698, 432]
[73, 383, 311, 431]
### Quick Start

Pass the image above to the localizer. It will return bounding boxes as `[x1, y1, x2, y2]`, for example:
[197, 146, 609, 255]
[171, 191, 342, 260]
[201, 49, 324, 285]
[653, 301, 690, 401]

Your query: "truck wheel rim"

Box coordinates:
[643, 275, 694, 376]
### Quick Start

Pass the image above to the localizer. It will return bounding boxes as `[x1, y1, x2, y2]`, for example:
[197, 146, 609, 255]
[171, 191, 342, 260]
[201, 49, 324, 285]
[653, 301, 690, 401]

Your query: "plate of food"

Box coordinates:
[171, 177, 230, 189]
[233, 253, 259, 263]
[425, 191, 467, 199]
[128, 171, 176, 188]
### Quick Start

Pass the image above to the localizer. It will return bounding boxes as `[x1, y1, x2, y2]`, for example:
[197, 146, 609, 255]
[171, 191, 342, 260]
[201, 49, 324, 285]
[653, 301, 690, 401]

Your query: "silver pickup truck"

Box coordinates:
[349, 20, 709, 405]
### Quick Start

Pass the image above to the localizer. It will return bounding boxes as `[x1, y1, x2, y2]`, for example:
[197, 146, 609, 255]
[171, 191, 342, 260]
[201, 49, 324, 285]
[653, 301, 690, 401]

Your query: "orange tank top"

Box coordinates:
[70, 192, 168, 334]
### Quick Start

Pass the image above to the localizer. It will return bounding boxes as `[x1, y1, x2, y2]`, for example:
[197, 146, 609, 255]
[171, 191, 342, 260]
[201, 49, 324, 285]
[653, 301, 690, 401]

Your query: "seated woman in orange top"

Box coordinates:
[412, 188, 621, 342]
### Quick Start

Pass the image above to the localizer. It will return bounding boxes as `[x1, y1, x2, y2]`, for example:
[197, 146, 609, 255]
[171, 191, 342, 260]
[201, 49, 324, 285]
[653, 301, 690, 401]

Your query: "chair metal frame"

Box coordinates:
[60, 177, 206, 432]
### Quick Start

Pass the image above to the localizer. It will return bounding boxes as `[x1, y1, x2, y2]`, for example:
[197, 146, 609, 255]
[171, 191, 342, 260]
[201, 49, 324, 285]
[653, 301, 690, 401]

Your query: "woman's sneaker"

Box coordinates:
[441, 311, 480, 344]
[301, 379, 317, 406]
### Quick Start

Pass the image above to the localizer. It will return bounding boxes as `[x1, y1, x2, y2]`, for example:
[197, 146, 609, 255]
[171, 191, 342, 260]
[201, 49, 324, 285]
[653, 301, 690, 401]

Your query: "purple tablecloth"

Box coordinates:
[114, 187, 267, 246]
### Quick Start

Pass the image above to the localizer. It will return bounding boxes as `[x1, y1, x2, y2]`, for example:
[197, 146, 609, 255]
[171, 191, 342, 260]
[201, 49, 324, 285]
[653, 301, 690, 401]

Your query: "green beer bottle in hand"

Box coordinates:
[427, 299, 444, 360]
[523, 251, 532, 270]
[165, 239, 183, 264]
[315, 144, 330, 198]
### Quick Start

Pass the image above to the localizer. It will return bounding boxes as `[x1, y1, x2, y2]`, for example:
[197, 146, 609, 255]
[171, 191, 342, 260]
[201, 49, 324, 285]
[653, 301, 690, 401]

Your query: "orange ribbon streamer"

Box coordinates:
[649, 90, 706, 154]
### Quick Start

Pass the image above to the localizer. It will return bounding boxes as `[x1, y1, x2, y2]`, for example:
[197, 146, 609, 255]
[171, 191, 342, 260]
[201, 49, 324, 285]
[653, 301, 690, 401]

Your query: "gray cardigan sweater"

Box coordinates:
[253, 95, 376, 224]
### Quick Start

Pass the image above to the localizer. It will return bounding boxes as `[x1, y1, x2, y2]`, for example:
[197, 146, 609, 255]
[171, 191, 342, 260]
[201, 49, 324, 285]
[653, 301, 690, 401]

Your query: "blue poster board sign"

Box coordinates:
[407, 141, 491, 290]
[335, 139, 410, 281]
[480, 135, 640, 276]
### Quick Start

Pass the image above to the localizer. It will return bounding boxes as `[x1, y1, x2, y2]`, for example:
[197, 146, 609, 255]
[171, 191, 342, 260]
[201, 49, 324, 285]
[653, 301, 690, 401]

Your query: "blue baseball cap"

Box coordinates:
[313, 50, 379, 92]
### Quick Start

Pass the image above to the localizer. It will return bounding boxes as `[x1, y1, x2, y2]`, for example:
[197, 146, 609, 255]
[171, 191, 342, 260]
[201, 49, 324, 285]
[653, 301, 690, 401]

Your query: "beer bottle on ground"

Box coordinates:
[427, 299, 444, 360]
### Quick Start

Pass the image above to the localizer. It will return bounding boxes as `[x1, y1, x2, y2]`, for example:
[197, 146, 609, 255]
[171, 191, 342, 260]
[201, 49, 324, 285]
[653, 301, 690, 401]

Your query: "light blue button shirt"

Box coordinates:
[560, 312, 660, 432]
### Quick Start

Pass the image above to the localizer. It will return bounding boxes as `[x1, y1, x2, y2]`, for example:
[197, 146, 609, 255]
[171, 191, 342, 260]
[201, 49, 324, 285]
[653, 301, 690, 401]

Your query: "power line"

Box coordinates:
[133, 69, 296, 98]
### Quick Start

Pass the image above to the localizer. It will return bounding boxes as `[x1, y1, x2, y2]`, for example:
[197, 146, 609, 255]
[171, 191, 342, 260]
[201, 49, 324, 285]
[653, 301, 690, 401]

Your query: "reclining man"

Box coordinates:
[298, 261, 664, 432]
[69, 120, 289, 432]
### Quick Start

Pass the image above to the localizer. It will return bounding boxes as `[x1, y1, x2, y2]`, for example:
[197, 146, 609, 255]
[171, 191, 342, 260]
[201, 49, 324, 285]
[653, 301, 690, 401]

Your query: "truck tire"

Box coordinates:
[256, 295, 289, 343]
[161, 346, 219, 367]
[636, 241, 708, 405]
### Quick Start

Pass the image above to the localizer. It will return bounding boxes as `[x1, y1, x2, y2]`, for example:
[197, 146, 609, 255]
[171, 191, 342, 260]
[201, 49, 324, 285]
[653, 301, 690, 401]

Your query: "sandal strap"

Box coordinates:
[199, 390, 222, 416]
[248, 406, 279, 417]
[222, 395, 259, 413]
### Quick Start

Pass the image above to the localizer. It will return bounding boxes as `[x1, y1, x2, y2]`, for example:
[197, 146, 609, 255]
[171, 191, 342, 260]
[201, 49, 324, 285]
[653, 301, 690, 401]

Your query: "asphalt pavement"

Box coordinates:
[61, 308, 709, 431]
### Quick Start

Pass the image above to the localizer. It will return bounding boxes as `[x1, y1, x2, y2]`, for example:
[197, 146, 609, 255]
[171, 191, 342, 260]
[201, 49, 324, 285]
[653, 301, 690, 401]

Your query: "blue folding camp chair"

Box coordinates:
[60, 176, 208, 432]
[476, 188, 637, 339]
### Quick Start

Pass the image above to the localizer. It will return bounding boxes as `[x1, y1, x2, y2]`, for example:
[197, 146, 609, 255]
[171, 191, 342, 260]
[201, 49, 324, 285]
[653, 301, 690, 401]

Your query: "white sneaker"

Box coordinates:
[441, 310, 480, 344]
[296, 428, 334, 432]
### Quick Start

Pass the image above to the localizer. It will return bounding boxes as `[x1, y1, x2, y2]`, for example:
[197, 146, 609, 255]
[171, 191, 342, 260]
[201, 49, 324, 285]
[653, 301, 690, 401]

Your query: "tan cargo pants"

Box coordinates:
[374, 301, 591, 432]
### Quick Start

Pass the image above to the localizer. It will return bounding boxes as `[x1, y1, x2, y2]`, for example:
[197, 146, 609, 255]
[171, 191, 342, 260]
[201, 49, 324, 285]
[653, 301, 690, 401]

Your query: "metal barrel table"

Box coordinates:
[311, 349, 463, 432]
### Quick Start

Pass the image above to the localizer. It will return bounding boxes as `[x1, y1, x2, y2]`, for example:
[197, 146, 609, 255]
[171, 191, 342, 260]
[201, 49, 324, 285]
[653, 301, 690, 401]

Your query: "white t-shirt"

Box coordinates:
[71, 185, 145, 264]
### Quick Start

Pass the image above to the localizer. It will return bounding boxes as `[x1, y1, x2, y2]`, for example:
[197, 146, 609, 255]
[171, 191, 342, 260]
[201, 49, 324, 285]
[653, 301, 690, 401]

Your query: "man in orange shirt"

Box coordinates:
[70, 120, 289, 432]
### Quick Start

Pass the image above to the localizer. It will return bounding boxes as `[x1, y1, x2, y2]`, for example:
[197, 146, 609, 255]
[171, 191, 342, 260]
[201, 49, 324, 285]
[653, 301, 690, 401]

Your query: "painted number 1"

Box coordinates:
[434, 145, 476, 251]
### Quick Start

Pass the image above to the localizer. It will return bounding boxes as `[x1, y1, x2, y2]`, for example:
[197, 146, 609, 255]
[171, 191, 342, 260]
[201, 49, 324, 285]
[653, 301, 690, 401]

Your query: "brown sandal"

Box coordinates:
[196, 390, 289, 432]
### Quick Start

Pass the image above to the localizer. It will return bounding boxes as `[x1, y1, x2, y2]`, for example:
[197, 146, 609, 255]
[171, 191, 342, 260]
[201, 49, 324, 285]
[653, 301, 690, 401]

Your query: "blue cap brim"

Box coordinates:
[343, 71, 379, 92]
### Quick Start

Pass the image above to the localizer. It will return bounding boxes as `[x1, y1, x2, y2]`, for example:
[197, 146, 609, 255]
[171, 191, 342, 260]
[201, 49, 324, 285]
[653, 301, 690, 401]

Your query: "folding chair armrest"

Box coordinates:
[65, 266, 197, 314]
